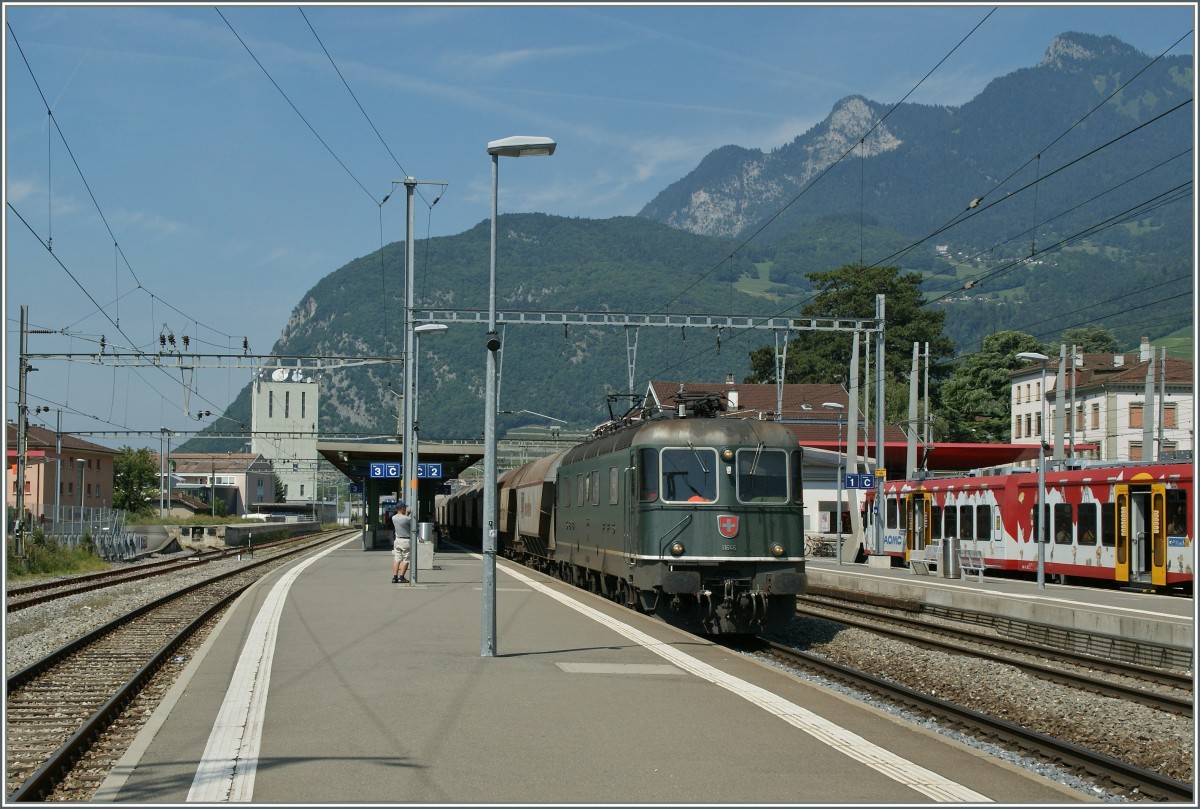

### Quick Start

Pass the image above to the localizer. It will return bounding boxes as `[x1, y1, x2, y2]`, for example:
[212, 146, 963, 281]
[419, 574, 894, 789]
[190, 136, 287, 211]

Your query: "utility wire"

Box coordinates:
[658, 7, 998, 312]
[216, 7, 377, 205]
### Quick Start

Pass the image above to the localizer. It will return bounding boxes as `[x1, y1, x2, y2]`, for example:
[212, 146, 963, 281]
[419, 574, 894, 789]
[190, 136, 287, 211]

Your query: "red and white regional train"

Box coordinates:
[868, 460, 1193, 592]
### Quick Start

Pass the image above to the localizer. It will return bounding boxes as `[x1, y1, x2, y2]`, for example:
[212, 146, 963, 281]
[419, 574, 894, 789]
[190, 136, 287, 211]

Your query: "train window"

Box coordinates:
[791, 451, 803, 503]
[638, 449, 659, 502]
[943, 506, 957, 540]
[885, 497, 898, 529]
[1078, 503, 1098, 545]
[1100, 502, 1116, 547]
[590, 470, 601, 506]
[609, 467, 619, 505]
[1053, 503, 1072, 544]
[1031, 503, 1050, 545]
[959, 506, 974, 539]
[577, 473, 587, 507]
[976, 505, 992, 541]
[735, 448, 788, 503]
[930, 506, 943, 539]
[1166, 490, 1188, 536]
[660, 447, 717, 503]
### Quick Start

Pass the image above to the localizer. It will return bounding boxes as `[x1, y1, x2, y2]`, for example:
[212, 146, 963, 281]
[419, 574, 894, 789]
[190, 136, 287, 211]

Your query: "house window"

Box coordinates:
[1025, 414, 1032, 437]
[269, 391, 274, 418]
[1130, 442, 1143, 461]
[1014, 419, 1022, 439]
[1163, 403, 1178, 429]
[1074, 407, 1084, 431]
[1129, 403, 1144, 429]
[1034, 412, 1042, 437]
[1091, 403, 1100, 429]
[285, 391, 291, 419]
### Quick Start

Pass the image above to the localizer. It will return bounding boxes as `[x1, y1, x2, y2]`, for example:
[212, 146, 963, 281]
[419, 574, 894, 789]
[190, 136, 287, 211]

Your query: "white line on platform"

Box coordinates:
[186, 537, 357, 803]
[500, 562, 992, 804]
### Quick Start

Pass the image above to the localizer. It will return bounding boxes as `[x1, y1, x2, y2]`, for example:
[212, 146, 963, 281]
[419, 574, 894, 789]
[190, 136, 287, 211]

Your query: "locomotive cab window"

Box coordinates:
[661, 447, 717, 503]
[735, 447, 788, 503]
[638, 448, 659, 502]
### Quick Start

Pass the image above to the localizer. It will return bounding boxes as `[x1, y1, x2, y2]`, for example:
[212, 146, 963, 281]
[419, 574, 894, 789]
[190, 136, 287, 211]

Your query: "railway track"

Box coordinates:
[794, 595, 1193, 717]
[6, 535, 304, 612]
[758, 639, 1194, 803]
[5, 531, 353, 802]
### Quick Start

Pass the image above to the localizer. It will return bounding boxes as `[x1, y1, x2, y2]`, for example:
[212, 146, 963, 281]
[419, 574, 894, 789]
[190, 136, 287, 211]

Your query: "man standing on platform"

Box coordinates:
[391, 501, 414, 584]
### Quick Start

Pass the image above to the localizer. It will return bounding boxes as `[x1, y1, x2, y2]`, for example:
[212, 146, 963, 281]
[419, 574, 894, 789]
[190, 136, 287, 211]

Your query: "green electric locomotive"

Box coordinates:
[496, 393, 806, 635]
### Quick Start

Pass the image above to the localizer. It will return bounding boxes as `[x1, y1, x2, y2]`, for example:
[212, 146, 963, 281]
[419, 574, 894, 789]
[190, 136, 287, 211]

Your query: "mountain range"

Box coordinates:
[182, 32, 1193, 452]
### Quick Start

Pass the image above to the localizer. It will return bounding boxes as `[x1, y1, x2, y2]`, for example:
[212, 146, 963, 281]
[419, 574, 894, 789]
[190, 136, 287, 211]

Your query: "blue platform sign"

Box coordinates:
[349, 482, 363, 494]
[369, 462, 402, 478]
[417, 463, 443, 479]
[844, 473, 876, 489]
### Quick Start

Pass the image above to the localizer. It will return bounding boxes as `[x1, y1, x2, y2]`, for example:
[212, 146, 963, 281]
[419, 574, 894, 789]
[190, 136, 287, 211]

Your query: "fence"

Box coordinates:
[36, 506, 139, 562]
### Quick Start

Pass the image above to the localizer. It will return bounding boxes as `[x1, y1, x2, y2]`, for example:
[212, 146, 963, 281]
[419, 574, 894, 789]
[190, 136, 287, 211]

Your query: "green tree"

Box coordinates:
[273, 466, 286, 503]
[1060, 326, 1120, 353]
[938, 331, 1046, 442]
[112, 446, 159, 514]
[745, 264, 956, 423]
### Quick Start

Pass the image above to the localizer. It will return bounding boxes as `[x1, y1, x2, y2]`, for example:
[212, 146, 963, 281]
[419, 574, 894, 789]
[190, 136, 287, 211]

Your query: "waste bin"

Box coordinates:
[941, 537, 962, 579]
[416, 522, 435, 570]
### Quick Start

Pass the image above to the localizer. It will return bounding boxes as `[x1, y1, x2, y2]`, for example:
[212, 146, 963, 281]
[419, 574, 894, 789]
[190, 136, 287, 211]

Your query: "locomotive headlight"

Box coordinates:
[670, 542, 686, 556]
[771, 543, 786, 557]
[722, 448, 734, 462]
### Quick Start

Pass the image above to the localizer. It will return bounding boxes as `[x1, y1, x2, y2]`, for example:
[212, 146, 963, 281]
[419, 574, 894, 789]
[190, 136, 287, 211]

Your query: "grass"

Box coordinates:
[6, 532, 111, 581]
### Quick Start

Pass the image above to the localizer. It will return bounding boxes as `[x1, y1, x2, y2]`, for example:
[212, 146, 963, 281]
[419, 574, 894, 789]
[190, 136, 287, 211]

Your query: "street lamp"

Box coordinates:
[483, 135, 556, 657]
[822, 403, 845, 566]
[1016, 351, 1049, 589]
[409, 322, 448, 584]
[500, 409, 567, 424]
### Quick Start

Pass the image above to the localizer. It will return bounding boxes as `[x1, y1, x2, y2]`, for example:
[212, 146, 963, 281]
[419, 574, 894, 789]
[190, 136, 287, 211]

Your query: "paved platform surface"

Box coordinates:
[805, 556, 1194, 652]
[97, 537, 1094, 804]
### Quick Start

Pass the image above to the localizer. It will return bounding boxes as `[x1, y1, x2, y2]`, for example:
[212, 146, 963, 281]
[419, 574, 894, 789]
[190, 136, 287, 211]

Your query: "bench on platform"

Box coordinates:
[958, 548, 993, 580]
[909, 545, 939, 575]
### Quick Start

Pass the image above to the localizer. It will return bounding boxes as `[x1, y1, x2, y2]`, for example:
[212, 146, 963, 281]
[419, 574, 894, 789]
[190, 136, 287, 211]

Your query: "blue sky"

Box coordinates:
[4, 3, 1195, 450]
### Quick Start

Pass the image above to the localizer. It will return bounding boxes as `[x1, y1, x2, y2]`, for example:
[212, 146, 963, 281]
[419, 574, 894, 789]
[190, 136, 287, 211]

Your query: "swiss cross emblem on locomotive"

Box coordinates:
[718, 515, 739, 539]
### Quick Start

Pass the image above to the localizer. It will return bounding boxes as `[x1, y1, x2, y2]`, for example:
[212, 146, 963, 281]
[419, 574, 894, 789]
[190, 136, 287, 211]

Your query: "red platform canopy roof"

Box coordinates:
[799, 441, 1097, 473]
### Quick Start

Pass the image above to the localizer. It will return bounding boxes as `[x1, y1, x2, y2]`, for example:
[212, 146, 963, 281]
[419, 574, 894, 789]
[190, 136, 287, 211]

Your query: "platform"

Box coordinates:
[98, 537, 1100, 804]
[805, 556, 1194, 653]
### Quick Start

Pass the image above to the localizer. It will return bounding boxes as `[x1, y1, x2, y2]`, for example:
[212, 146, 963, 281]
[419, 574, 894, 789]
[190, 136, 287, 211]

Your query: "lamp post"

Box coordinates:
[76, 458, 87, 537]
[1017, 351, 1049, 588]
[410, 322, 448, 584]
[483, 135, 556, 657]
[823, 402, 845, 565]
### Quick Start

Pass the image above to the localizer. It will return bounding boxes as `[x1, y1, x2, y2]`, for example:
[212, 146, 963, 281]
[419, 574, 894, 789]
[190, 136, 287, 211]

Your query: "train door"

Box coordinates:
[904, 492, 930, 561]
[1115, 485, 1130, 582]
[623, 450, 638, 560]
[1150, 484, 1167, 587]
[1115, 484, 1166, 585]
